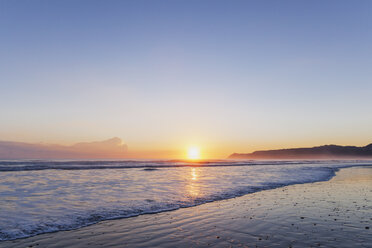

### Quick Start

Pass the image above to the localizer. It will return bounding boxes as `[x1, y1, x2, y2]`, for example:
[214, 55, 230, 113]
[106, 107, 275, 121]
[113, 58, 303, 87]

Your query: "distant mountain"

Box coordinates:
[229, 144, 372, 159]
[0, 137, 128, 159]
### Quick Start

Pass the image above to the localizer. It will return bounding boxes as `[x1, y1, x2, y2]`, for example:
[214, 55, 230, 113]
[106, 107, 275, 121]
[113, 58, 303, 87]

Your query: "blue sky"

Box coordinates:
[1, 0, 371, 157]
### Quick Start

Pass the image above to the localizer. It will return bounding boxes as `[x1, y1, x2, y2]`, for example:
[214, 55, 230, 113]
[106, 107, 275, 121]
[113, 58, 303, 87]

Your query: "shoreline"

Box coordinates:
[0, 162, 361, 242]
[2, 166, 372, 247]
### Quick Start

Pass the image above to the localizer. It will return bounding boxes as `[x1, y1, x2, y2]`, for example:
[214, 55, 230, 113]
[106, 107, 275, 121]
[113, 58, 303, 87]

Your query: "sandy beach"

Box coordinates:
[1, 166, 371, 248]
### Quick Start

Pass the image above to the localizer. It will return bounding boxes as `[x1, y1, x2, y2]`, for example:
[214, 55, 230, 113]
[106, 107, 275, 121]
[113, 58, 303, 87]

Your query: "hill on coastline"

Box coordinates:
[229, 144, 372, 159]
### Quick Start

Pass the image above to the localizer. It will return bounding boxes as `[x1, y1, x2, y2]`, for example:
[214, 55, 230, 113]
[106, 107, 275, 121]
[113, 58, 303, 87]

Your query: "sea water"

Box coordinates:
[0, 159, 371, 240]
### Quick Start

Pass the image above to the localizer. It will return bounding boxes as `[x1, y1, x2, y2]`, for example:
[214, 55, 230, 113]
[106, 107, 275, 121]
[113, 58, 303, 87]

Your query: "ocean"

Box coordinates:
[0, 159, 371, 241]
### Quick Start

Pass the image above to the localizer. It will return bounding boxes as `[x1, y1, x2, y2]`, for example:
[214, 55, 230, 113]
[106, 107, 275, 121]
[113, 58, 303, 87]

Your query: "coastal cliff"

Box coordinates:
[229, 144, 372, 159]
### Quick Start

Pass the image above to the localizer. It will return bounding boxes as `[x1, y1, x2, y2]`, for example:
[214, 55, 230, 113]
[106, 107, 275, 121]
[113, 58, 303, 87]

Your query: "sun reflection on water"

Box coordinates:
[186, 167, 201, 197]
[191, 168, 197, 181]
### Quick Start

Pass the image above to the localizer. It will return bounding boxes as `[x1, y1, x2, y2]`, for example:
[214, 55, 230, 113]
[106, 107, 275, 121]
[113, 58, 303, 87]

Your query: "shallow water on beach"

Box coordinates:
[0, 159, 371, 240]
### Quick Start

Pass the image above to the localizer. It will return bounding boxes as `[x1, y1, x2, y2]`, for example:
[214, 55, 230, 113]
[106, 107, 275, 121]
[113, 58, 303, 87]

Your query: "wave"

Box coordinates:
[0, 159, 367, 172]
[0, 160, 371, 241]
[0, 166, 339, 241]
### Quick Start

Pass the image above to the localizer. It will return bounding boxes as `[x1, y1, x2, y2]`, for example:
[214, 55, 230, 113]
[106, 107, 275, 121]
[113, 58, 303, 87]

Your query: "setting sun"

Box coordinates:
[187, 147, 201, 160]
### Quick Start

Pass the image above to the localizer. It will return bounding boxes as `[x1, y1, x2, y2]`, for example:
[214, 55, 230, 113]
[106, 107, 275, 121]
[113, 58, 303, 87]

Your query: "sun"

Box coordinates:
[187, 146, 201, 160]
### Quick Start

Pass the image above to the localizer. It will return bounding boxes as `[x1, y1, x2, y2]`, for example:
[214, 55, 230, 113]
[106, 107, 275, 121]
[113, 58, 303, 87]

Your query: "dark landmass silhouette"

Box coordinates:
[229, 143, 372, 159]
[0, 137, 128, 159]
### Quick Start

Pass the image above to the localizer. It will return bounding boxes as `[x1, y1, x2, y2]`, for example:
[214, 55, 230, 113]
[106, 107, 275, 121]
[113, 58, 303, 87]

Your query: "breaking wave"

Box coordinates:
[0, 159, 371, 241]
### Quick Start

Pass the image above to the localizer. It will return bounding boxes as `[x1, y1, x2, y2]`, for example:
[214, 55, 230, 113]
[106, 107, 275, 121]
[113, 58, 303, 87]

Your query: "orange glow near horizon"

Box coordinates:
[187, 146, 201, 160]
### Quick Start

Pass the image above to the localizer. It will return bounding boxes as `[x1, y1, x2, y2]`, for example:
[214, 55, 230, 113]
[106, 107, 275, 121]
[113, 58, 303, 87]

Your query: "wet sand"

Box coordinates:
[1, 166, 372, 248]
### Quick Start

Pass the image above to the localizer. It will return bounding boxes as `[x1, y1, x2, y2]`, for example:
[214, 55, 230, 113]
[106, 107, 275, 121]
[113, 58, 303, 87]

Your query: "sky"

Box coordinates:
[0, 0, 372, 159]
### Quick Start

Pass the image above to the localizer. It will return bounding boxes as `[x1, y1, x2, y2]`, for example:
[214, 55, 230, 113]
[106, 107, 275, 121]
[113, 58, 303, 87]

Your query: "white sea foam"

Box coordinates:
[0, 160, 371, 241]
